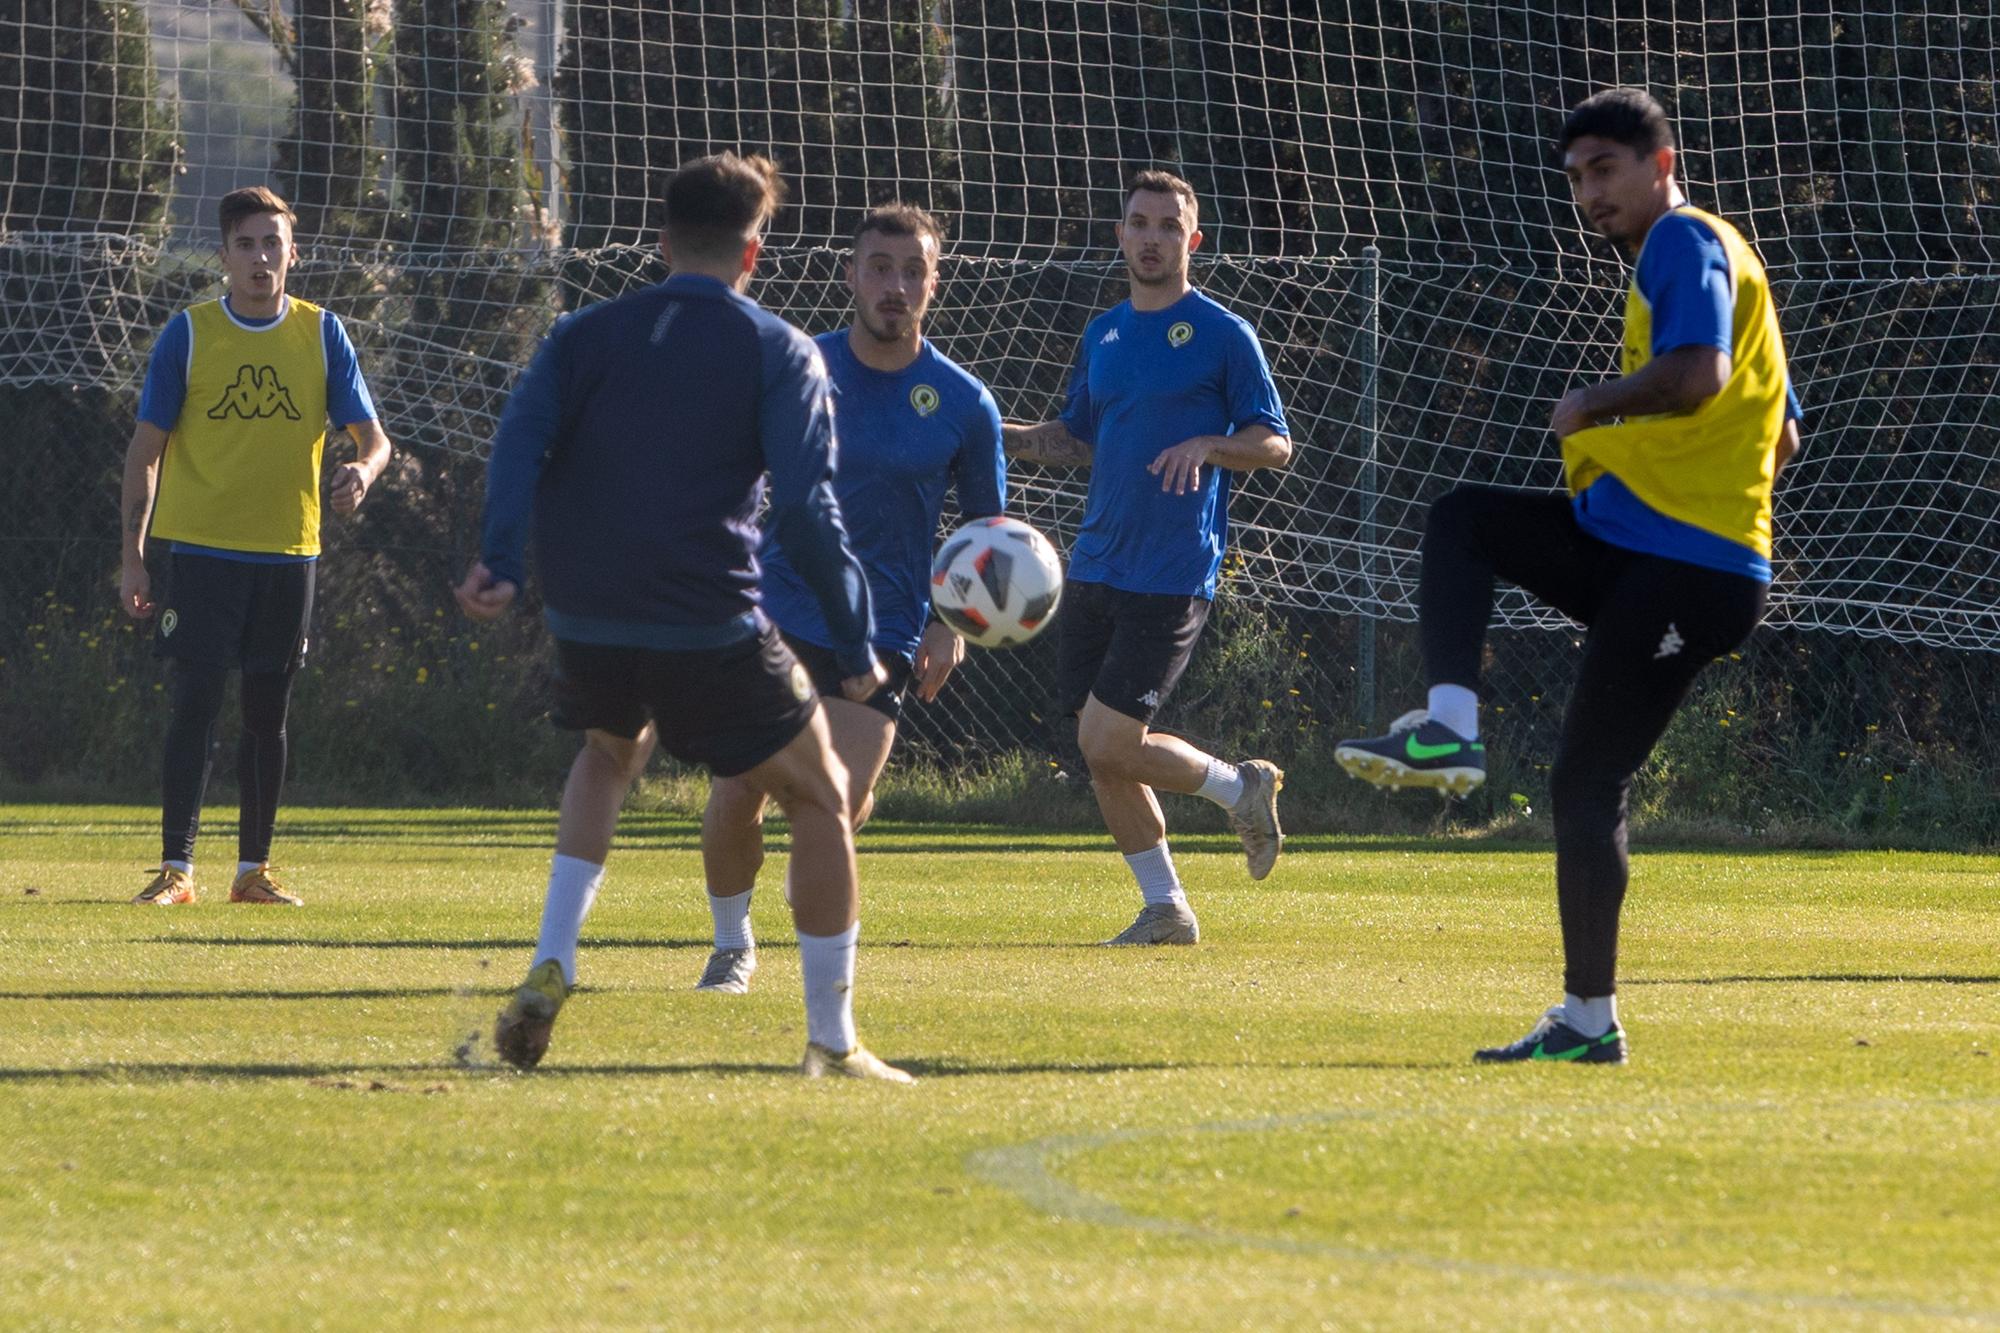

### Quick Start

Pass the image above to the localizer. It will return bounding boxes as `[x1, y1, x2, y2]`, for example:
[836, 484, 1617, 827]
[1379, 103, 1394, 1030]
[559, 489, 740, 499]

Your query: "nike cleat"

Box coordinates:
[133, 865, 197, 905]
[1474, 1005, 1628, 1065]
[801, 1042, 915, 1084]
[494, 959, 570, 1070]
[228, 864, 303, 906]
[1228, 759, 1285, 880]
[1335, 710, 1486, 795]
[1103, 901, 1200, 946]
[694, 947, 758, 994]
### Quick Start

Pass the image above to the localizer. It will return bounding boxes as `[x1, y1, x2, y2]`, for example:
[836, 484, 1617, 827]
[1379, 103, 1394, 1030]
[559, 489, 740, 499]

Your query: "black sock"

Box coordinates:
[236, 671, 295, 865]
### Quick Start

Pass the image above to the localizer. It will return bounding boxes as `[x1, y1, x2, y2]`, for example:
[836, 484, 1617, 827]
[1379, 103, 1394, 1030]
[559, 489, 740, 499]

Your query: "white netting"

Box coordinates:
[2, 2, 1995, 777]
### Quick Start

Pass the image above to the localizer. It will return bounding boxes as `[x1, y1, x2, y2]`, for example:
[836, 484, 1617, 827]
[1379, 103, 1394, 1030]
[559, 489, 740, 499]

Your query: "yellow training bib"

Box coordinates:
[150, 297, 331, 556]
[1560, 207, 1791, 558]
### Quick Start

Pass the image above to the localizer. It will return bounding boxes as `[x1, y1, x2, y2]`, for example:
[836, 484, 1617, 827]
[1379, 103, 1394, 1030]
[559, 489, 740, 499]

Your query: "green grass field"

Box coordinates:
[3, 805, 1997, 1330]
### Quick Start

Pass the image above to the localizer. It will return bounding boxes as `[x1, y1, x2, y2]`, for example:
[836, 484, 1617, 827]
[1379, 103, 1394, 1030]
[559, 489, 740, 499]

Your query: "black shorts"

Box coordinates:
[153, 551, 315, 675]
[550, 627, 819, 778]
[781, 631, 913, 722]
[1056, 579, 1211, 724]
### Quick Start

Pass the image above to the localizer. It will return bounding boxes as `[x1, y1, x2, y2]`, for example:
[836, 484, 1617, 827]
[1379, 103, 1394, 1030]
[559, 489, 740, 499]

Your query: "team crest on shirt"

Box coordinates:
[790, 661, 813, 703]
[1167, 321, 1194, 348]
[160, 609, 178, 638]
[207, 364, 301, 421]
[910, 384, 940, 417]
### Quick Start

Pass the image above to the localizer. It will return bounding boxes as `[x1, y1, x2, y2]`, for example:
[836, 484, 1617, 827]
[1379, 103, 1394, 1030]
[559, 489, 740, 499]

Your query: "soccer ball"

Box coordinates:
[929, 516, 1064, 649]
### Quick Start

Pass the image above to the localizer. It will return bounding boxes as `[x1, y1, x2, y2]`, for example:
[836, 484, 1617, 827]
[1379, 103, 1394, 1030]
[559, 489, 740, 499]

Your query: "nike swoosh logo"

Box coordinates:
[1405, 735, 1464, 760]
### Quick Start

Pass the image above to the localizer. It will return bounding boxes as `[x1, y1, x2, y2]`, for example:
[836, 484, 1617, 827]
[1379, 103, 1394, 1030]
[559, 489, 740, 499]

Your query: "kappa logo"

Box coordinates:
[1167, 321, 1194, 348]
[1653, 622, 1686, 660]
[910, 384, 940, 417]
[1099, 327, 1121, 345]
[207, 365, 300, 421]
[648, 301, 682, 345]
[1138, 688, 1162, 709]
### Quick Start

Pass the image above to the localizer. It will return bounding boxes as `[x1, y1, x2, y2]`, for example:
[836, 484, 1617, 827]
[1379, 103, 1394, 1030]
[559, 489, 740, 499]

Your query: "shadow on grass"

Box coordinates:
[138, 936, 1191, 953]
[0, 1056, 1456, 1083]
[1630, 973, 2000, 986]
[0, 987, 492, 1002]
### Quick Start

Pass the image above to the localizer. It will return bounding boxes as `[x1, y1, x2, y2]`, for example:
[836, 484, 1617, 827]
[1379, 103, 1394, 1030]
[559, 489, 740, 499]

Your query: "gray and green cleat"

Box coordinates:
[1335, 710, 1486, 796]
[494, 959, 569, 1070]
[1474, 1005, 1628, 1065]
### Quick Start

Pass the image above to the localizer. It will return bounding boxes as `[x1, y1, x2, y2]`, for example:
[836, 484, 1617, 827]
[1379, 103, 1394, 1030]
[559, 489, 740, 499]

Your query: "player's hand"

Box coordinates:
[453, 560, 518, 621]
[1551, 388, 1599, 440]
[1148, 437, 1214, 495]
[119, 559, 154, 620]
[839, 657, 888, 704]
[330, 463, 370, 515]
[912, 620, 965, 702]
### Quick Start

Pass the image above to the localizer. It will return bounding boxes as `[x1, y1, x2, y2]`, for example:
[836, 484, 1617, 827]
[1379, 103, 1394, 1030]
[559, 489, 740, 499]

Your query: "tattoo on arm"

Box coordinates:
[1005, 421, 1093, 468]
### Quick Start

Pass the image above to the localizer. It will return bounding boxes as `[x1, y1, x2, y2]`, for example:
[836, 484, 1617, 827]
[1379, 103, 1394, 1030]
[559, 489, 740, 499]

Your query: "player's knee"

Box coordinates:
[850, 786, 876, 832]
[705, 776, 766, 831]
[1077, 717, 1139, 777]
[1426, 485, 1480, 543]
[1548, 760, 1627, 831]
[584, 729, 649, 784]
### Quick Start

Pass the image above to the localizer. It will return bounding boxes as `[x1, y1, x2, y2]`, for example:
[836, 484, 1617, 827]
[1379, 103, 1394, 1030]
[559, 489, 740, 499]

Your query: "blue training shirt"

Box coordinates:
[479, 274, 875, 674]
[138, 295, 377, 564]
[1059, 289, 1287, 598]
[1572, 211, 1804, 582]
[759, 332, 1006, 660]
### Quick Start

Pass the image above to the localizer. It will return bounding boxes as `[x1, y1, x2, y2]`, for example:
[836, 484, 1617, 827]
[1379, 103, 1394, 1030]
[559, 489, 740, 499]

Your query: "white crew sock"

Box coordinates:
[797, 922, 859, 1054]
[1564, 992, 1619, 1038]
[1124, 842, 1186, 908]
[163, 859, 193, 875]
[1195, 757, 1245, 809]
[237, 860, 262, 879]
[708, 890, 755, 952]
[1427, 684, 1480, 740]
[533, 853, 605, 986]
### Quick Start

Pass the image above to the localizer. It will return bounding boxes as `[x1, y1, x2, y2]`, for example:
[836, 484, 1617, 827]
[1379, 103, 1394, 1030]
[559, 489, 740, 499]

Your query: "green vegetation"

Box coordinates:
[4, 806, 1997, 1328]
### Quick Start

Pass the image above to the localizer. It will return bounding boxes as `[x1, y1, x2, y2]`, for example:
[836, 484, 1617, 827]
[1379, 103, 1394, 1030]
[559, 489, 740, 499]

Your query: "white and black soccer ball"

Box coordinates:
[928, 516, 1064, 649]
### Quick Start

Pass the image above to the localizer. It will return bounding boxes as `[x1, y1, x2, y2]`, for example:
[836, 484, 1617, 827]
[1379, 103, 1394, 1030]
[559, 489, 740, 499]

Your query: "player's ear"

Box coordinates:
[1188, 227, 1204, 253]
[657, 228, 673, 267]
[740, 234, 763, 279]
[1655, 144, 1677, 184]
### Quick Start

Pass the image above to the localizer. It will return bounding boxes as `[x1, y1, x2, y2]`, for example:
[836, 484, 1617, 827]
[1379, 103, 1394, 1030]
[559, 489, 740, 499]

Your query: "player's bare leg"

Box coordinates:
[698, 698, 896, 992]
[738, 708, 911, 1082]
[496, 725, 652, 1069]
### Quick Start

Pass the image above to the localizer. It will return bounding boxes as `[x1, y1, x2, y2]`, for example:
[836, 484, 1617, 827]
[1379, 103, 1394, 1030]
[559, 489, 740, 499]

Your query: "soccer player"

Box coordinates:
[1004, 169, 1293, 946]
[456, 153, 912, 1082]
[120, 185, 393, 908]
[693, 203, 1006, 994]
[1335, 88, 1804, 1063]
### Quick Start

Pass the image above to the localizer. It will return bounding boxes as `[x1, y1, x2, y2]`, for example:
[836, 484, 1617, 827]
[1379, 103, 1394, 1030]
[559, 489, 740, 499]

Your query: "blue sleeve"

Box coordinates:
[759, 327, 875, 677]
[321, 312, 378, 428]
[137, 313, 190, 430]
[1785, 380, 1804, 426]
[953, 388, 1007, 520]
[1638, 215, 1734, 358]
[1224, 321, 1289, 436]
[1058, 331, 1095, 444]
[479, 322, 567, 589]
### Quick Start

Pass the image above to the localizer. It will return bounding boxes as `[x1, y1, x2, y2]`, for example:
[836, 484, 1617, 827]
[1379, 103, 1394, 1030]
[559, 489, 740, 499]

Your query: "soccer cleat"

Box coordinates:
[800, 1041, 915, 1084]
[694, 947, 758, 994]
[1474, 1004, 1628, 1065]
[1228, 759, 1285, 880]
[1103, 901, 1200, 946]
[133, 865, 197, 905]
[494, 959, 570, 1071]
[228, 864, 304, 906]
[1335, 709, 1486, 796]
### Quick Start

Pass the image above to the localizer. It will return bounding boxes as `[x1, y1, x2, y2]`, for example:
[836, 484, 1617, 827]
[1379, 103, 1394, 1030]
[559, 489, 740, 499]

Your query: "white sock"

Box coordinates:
[533, 853, 604, 986]
[797, 922, 859, 1054]
[708, 890, 754, 952]
[163, 859, 193, 875]
[1427, 684, 1480, 740]
[1564, 992, 1618, 1038]
[1194, 757, 1245, 809]
[1124, 842, 1186, 908]
[237, 861, 262, 878]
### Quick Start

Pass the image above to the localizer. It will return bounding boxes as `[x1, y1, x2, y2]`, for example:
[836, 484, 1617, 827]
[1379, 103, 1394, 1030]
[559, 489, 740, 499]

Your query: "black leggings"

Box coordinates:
[161, 663, 295, 867]
[1420, 486, 1767, 998]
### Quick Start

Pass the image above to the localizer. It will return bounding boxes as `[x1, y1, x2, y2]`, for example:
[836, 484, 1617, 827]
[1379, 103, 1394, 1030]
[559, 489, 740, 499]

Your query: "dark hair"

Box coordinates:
[1124, 169, 1199, 224]
[1558, 88, 1675, 156]
[218, 185, 296, 243]
[851, 202, 945, 252]
[663, 153, 787, 259]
